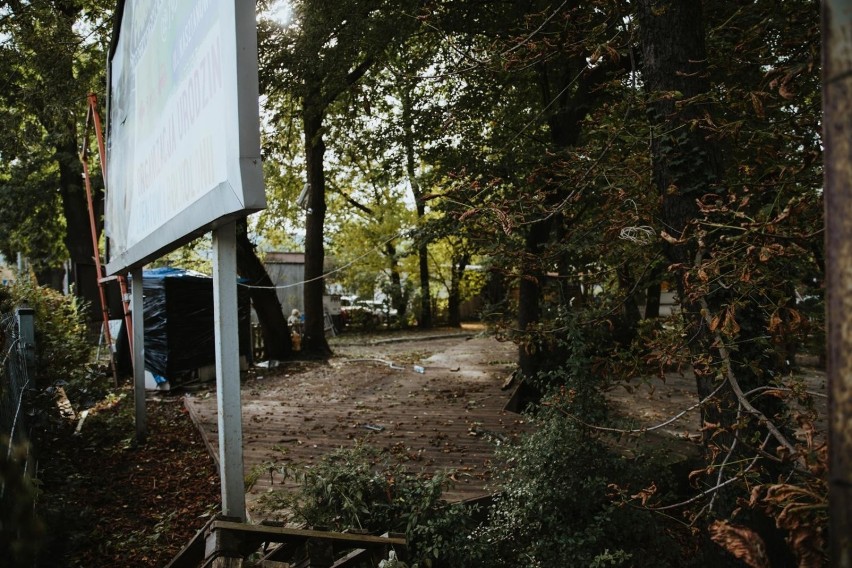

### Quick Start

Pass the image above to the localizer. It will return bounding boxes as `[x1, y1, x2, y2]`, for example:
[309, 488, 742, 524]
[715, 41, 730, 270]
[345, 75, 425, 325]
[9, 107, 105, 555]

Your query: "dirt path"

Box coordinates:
[185, 330, 526, 520]
[184, 329, 828, 521]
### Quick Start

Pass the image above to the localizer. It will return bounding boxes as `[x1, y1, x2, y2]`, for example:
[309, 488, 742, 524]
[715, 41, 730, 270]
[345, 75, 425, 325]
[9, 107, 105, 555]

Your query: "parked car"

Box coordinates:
[339, 296, 380, 327]
[360, 300, 398, 323]
[339, 297, 398, 327]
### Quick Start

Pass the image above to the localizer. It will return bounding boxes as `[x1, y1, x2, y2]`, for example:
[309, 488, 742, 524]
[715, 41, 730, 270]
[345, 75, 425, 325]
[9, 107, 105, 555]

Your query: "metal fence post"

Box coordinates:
[15, 306, 35, 379]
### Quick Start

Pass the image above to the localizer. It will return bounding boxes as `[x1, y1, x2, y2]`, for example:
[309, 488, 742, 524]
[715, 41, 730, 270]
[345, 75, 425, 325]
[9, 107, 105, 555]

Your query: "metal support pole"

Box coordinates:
[131, 267, 147, 443]
[823, 1, 852, 565]
[213, 221, 246, 521]
[81, 155, 118, 384]
[15, 306, 36, 378]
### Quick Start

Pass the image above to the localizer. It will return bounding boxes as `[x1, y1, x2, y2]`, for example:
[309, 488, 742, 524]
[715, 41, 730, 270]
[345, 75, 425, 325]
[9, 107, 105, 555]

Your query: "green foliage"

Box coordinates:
[460, 405, 680, 568]
[1, 279, 92, 385]
[148, 234, 213, 275]
[0, 158, 68, 273]
[453, 321, 685, 566]
[257, 444, 475, 566]
[0, 1, 113, 272]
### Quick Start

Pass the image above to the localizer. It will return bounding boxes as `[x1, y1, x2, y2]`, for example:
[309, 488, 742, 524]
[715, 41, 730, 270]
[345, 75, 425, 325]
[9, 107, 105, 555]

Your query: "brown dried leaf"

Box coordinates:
[722, 306, 741, 337]
[631, 482, 657, 506]
[709, 314, 721, 331]
[708, 520, 770, 568]
[660, 230, 685, 244]
[458, 208, 479, 222]
[768, 313, 784, 335]
[788, 527, 827, 568]
[604, 44, 621, 64]
[750, 92, 765, 118]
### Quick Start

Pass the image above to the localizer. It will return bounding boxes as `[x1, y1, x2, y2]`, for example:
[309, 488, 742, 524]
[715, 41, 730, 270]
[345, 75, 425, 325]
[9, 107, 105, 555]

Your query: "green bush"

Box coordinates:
[458, 404, 682, 568]
[3, 279, 92, 384]
[452, 312, 685, 567]
[0, 279, 92, 386]
[257, 444, 476, 566]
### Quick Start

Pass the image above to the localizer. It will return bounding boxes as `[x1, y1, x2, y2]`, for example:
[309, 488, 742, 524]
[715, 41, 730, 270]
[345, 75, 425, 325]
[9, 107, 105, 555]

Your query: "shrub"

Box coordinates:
[256, 444, 476, 566]
[0, 278, 92, 386]
[456, 403, 682, 568]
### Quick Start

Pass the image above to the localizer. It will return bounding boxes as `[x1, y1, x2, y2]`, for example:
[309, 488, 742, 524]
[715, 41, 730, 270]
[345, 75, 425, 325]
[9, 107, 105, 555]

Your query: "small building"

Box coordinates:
[263, 252, 305, 316]
[0, 254, 15, 286]
[262, 251, 341, 328]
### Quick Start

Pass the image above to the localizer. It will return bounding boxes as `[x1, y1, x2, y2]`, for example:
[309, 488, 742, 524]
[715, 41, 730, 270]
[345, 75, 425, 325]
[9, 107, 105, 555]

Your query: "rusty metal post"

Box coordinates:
[823, 1, 852, 565]
[80, 129, 118, 386]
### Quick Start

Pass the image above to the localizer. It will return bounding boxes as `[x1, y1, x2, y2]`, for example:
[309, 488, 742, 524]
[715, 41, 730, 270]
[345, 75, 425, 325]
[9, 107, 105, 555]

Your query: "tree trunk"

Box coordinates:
[402, 85, 432, 329]
[51, 5, 96, 287]
[56, 126, 95, 269]
[644, 264, 662, 319]
[639, 0, 735, 436]
[416, 232, 432, 329]
[385, 241, 407, 323]
[301, 90, 332, 357]
[516, 58, 593, 383]
[448, 253, 469, 328]
[235, 220, 291, 360]
[517, 217, 552, 382]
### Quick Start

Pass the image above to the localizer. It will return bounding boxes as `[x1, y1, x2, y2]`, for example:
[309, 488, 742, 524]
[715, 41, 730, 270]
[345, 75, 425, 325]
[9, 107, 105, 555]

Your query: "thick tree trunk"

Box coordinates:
[56, 125, 102, 312]
[518, 217, 552, 382]
[301, 92, 332, 358]
[235, 220, 291, 360]
[57, 131, 95, 268]
[639, 0, 739, 437]
[42, 5, 95, 282]
[516, 59, 592, 384]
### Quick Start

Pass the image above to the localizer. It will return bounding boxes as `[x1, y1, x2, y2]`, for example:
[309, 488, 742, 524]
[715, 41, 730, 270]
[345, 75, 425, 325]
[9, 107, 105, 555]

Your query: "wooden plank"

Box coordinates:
[211, 521, 407, 548]
[164, 516, 216, 568]
[329, 547, 370, 568]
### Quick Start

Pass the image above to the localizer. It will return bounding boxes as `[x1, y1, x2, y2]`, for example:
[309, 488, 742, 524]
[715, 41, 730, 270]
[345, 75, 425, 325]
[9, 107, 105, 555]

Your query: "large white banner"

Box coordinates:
[106, 0, 265, 274]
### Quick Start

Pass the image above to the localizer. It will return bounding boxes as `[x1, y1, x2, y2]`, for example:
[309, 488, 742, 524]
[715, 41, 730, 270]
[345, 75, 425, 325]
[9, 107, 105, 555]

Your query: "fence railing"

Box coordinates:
[1, 308, 34, 458]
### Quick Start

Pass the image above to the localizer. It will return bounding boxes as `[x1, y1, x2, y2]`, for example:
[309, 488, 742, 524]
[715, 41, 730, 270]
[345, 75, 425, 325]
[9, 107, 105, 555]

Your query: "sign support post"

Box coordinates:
[823, 1, 852, 563]
[131, 267, 147, 442]
[213, 220, 246, 520]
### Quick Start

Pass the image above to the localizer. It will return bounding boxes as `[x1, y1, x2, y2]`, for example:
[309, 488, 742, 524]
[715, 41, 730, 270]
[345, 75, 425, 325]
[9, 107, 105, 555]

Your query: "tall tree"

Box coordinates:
[637, 0, 729, 430]
[259, 0, 420, 356]
[423, 1, 621, 384]
[235, 219, 292, 360]
[0, 2, 112, 288]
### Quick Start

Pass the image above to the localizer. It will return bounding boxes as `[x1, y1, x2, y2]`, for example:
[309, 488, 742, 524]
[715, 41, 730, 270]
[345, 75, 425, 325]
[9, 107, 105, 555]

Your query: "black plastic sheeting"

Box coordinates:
[124, 267, 252, 385]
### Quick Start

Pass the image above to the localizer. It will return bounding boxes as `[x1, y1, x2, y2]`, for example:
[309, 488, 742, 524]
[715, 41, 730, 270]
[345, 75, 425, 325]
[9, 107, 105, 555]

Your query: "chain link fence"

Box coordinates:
[1, 306, 40, 564]
[1, 308, 32, 458]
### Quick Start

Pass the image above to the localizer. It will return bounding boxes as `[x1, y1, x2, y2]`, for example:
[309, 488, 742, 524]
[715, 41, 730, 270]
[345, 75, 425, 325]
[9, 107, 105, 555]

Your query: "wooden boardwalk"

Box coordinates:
[183, 335, 527, 519]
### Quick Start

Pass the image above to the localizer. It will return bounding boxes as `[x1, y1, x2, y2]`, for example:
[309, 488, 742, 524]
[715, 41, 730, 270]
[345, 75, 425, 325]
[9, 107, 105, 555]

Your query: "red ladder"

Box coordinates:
[80, 93, 133, 384]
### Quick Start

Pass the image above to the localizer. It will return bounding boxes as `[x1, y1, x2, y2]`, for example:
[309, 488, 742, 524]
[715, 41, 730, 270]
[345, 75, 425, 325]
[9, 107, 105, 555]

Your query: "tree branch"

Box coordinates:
[693, 245, 805, 469]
